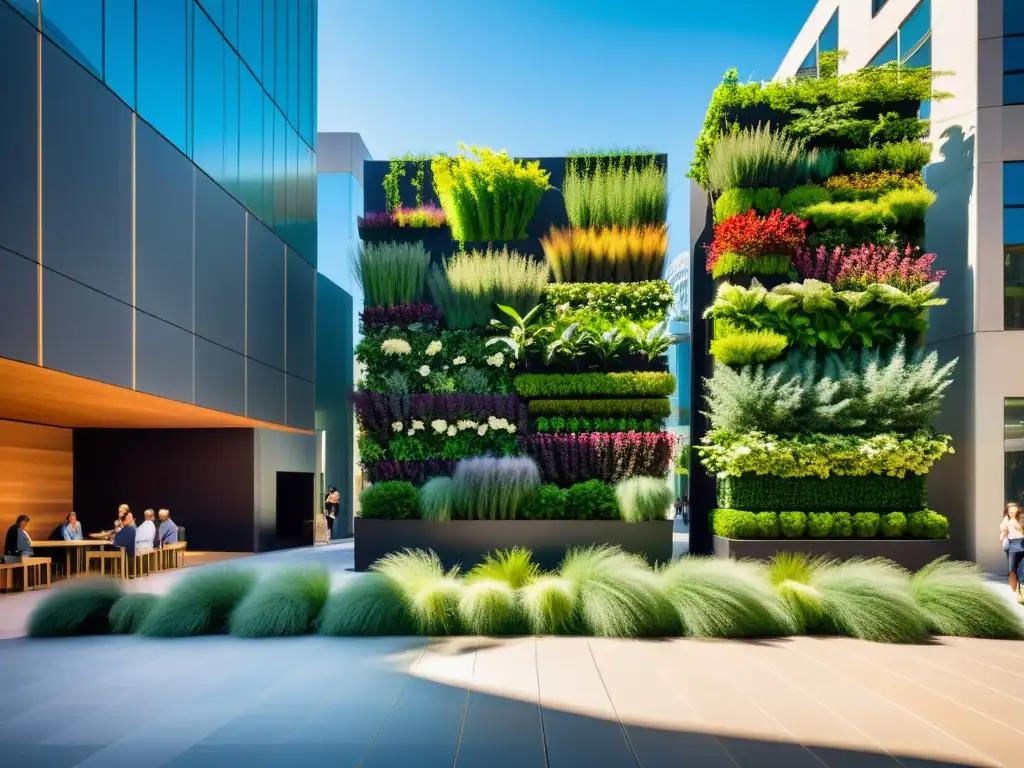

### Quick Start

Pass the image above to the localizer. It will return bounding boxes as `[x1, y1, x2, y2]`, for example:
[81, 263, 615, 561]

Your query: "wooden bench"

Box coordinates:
[131, 549, 161, 578]
[85, 549, 127, 580]
[159, 542, 187, 570]
[0, 557, 51, 593]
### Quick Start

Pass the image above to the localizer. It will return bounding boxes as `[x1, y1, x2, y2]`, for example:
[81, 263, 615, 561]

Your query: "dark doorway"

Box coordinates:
[275, 471, 314, 549]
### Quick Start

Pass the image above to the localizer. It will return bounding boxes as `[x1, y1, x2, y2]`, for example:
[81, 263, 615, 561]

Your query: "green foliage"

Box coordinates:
[704, 341, 957, 435]
[784, 105, 929, 150]
[779, 185, 831, 215]
[806, 148, 840, 182]
[852, 512, 881, 538]
[709, 330, 789, 365]
[710, 252, 794, 280]
[459, 579, 525, 635]
[768, 552, 823, 632]
[371, 549, 463, 635]
[911, 558, 1024, 639]
[703, 279, 948, 350]
[534, 415, 662, 434]
[714, 187, 782, 222]
[832, 511, 854, 538]
[109, 593, 159, 634]
[660, 557, 794, 637]
[419, 477, 456, 523]
[230, 566, 332, 638]
[756, 511, 780, 538]
[352, 242, 430, 308]
[318, 573, 414, 636]
[528, 397, 672, 419]
[383, 159, 406, 212]
[28, 579, 122, 637]
[824, 170, 924, 202]
[841, 141, 932, 174]
[140, 568, 256, 637]
[543, 281, 675, 323]
[807, 226, 904, 251]
[718, 474, 928, 513]
[431, 145, 550, 241]
[881, 511, 908, 538]
[427, 248, 550, 330]
[711, 508, 757, 538]
[807, 511, 833, 538]
[615, 477, 672, 523]
[467, 548, 540, 589]
[519, 576, 578, 634]
[563, 157, 668, 228]
[707, 125, 810, 194]
[565, 479, 620, 520]
[779, 511, 808, 538]
[518, 484, 568, 520]
[561, 546, 677, 637]
[451, 457, 541, 521]
[802, 187, 936, 230]
[359, 481, 420, 520]
[908, 510, 949, 539]
[514, 372, 675, 398]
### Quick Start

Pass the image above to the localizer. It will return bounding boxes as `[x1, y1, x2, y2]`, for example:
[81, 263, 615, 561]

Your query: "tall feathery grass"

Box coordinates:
[467, 548, 540, 588]
[707, 124, 809, 194]
[140, 568, 256, 637]
[519, 576, 578, 634]
[910, 557, 1024, 639]
[459, 579, 524, 635]
[318, 573, 414, 636]
[229, 565, 331, 638]
[372, 550, 463, 635]
[427, 248, 550, 329]
[27, 579, 123, 637]
[615, 477, 672, 523]
[419, 477, 456, 523]
[352, 241, 430, 308]
[541, 225, 668, 283]
[451, 457, 541, 520]
[563, 158, 668, 229]
[109, 593, 160, 634]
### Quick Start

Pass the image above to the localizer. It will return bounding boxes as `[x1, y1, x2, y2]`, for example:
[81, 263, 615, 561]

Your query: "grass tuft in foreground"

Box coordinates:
[229, 565, 332, 638]
[27, 579, 123, 638]
[139, 568, 256, 637]
[372, 549, 463, 635]
[519, 576, 578, 634]
[318, 574, 414, 636]
[466, 547, 540, 589]
[459, 579, 525, 635]
[109, 593, 160, 635]
[910, 557, 1024, 639]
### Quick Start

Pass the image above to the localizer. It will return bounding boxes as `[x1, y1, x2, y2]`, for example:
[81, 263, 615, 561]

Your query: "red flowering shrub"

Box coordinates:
[359, 303, 441, 332]
[705, 210, 808, 278]
[793, 243, 945, 291]
[521, 432, 674, 486]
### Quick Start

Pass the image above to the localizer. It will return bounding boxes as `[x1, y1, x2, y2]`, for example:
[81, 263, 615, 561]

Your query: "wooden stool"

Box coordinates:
[86, 549, 127, 579]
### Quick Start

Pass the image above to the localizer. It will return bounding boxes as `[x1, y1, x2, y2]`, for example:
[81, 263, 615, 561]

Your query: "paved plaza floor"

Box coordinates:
[0, 539, 1020, 767]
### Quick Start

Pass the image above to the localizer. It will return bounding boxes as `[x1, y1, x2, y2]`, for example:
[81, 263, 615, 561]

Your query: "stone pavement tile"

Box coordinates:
[2, 743, 103, 767]
[43, 706, 136, 746]
[261, 741, 367, 767]
[795, 638, 1005, 767]
[906, 641, 1024, 697]
[200, 713, 304, 746]
[162, 743, 277, 767]
[0, 704, 100, 746]
[937, 636, 1023, 675]
[535, 636, 637, 768]
[72, 741, 190, 768]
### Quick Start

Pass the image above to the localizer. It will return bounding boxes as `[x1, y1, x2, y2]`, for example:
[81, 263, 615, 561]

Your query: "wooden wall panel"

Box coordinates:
[0, 420, 73, 540]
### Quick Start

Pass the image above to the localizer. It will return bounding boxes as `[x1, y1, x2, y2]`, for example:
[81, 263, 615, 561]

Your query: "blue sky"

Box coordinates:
[318, 0, 817, 255]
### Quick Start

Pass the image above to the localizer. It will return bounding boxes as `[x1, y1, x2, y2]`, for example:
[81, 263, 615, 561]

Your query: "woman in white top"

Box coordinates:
[1000, 502, 1024, 599]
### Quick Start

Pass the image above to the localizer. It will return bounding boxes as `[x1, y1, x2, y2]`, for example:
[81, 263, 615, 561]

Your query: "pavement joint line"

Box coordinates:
[450, 638, 479, 768]
[586, 638, 642, 768]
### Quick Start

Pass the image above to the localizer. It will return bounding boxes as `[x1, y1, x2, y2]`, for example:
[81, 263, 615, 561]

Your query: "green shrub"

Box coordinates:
[852, 512, 881, 538]
[881, 187, 936, 224]
[230, 565, 332, 638]
[318, 574, 414, 636]
[528, 398, 672, 419]
[109, 593, 160, 634]
[467, 548, 539, 589]
[806, 512, 833, 538]
[519, 576, 578, 634]
[519, 484, 568, 520]
[565, 480, 619, 521]
[767, 552, 824, 633]
[615, 477, 672, 523]
[371, 550, 463, 635]
[359, 481, 420, 520]
[714, 188, 781, 222]
[755, 511, 780, 538]
[543, 281, 674, 323]
[802, 186, 936, 230]
[710, 330, 788, 366]
[779, 511, 807, 538]
[140, 568, 256, 637]
[28, 579, 123, 637]
[560, 546, 677, 637]
[881, 511, 908, 538]
[563, 157, 668, 229]
[459, 579, 525, 635]
[824, 171, 923, 202]
[452, 457, 541, 520]
[514, 372, 676, 398]
[711, 509, 757, 539]
[717, 475, 928, 512]
[353, 241, 430, 308]
[841, 141, 932, 174]
[660, 557, 793, 638]
[709, 252, 793, 280]
[779, 185, 830, 216]
[418, 477, 455, 523]
[432, 146, 550, 241]
[923, 511, 950, 539]
[533, 415, 663, 434]
[707, 125, 809, 194]
[805, 148, 840, 182]
[832, 511, 854, 538]
[911, 558, 1024, 639]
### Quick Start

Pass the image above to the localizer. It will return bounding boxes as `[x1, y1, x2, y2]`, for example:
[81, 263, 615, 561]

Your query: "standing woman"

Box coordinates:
[324, 486, 340, 542]
[1000, 502, 1024, 601]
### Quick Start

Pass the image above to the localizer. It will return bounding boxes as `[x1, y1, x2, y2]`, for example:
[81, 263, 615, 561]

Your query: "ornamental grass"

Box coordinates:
[352, 241, 430, 308]
[541, 225, 668, 283]
[563, 157, 667, 229]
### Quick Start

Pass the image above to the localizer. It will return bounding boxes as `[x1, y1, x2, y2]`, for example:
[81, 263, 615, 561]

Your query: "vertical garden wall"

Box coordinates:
[352, 145, 678, 569]
[689, 57, 957, 569]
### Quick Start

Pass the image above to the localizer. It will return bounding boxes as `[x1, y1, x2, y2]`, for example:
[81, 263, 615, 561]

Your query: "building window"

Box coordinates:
[41, 0, 104, 78]
[868, 1, 932, 115]
[1005, 162, 1024, 328]
[872, 0, 890, 16]
[1006, 400, 1024, 505]
[794, 9, 839, 79]
[870, 34, 899, 67]
[1006, 2, 1024, 105]
[1007, 0, 1024, 36]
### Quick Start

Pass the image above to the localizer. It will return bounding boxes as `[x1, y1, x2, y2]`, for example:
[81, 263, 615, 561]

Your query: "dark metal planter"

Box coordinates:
[354, 519, 674, 571]
[712, 535, 954, 572]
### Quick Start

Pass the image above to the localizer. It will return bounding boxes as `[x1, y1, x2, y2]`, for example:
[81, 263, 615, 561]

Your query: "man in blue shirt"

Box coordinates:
[158, 509, 178, 546]
[4, 515, 33, 563]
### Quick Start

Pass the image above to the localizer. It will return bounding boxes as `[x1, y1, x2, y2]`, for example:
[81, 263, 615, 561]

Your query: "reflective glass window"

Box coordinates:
[275, 109, 287, 234]
[1006, 73, 1024, 105]
[311, 0, 317, 148]
[275, 0, 288, 109]
[8, 0, 37, 24]
[193, 9, 225, 183]
[103, 0, 136, 108]
[298, 0, 312, 143]
[263, 94, 275, 225]
[1006, 163, 1024, 328]
[872, 0, 890, 15]
[240, 66, 264, 218]
[1005, 163, 1024, 206]
[819, 10, 838, 52]
[42, 0, 103, 77]
[870, 35, 898, 67]
[288, 0, 299, 124]
[138, 0, 188, 152]
[239, 0, 262, 77]
[1007, 36, 1024, 72]
[224, 0, 238, 46]
[900, 0, 930, 55]
[796, 46, 816, 79]
[287, 126, 298, 241]
[199, 0, 223, 28]
[263, 0, 275, 92]
[225, 49, 240, 198]
[1007, 0, 1024, 36]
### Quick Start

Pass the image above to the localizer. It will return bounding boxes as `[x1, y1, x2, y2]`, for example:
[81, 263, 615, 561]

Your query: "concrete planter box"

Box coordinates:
[355, 518, 673, 571]
[713, 535, 954, 572]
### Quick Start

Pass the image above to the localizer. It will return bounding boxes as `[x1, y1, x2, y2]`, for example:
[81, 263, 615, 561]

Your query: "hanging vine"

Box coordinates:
[383, 159, 406, 213]
[411, 159, 426, 207]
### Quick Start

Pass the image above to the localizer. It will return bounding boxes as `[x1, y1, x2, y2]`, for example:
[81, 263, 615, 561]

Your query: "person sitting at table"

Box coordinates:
[136, 509, 156, 555]
[4, 515, 34, 563]
[111, 511, 136, 559]
[158, 509, 178, 546]
[62, 512, 83, 541]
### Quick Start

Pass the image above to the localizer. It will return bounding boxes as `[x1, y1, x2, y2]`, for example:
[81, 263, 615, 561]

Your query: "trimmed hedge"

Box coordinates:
[514, 372, 676, 398]
[528, 397, 672, 419]
[717, 474, 927, 512]
[711, 509, 949, 540]
[542, 281, 674, 323]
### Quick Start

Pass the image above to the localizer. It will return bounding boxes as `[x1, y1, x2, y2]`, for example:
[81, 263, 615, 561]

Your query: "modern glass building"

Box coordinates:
[0, 0, 352, 551]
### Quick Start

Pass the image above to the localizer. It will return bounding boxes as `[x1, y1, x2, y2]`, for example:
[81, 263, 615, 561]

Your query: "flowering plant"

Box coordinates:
[353, 393, 524, 439]
[793, 243, 945, 291]
[705, 210, 807, 278]
[360, 303, 440, 333]
[357, 203, 447, 229]
[521, 432, 674, 486]
[381, 338, 412, 356]
[356, 211, 395, 229]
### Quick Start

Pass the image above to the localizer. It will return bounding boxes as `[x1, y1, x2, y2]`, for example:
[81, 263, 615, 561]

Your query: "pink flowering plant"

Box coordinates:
[794, 243, 945, 292]
[522, 431, 675, 486]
